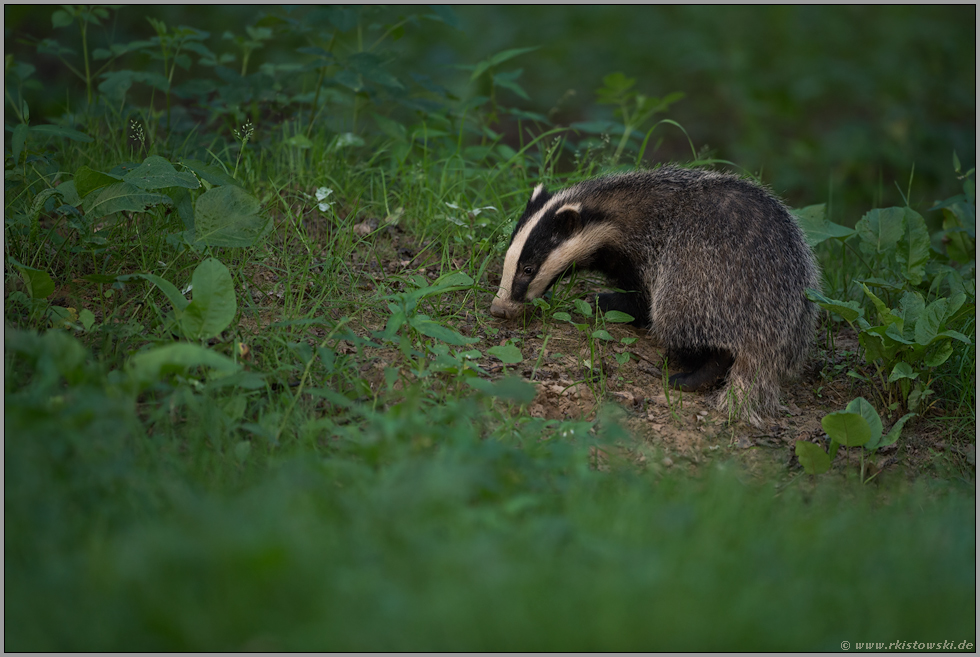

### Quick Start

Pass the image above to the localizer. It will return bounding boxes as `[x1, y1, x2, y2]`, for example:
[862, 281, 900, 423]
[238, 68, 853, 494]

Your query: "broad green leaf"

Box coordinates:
[844, 397, 883, 447]
[82, 182, 171, 219]
[193, 185, 269, 247]
[895, 208, 930, 286]
[488, 344, 523, 364]
[124, 155, 200, 190]
[914, 298, 947, 346]
[602, 310, 635, 323]
[806, 288, 864, 324]
[592, 329, 614, 341]
[821, 411, 871, 447]
[79, 308, 96, 331]
[553, 312, 572, 322]
[795, 441, 832, 475]
[861, 284, 901, 327]
[924, 340, 954, 368]
[887, 361, 918, 383]
[574, 298, 594, 317]
[793, 204, 855, 246]
[127, 343, 241, 389]
[51, 9, 74, 28]
[897, 291, 925, 341]
[75, 166, 122, 198]
[409, 316, 480, 346]
[181, 258, 237, 340]
[470, 46, 539, 81]
[54, 180, 81, 207]
[936, 329, 972, 344]
[875, 412, 916, 450]
[855, 207, 904, 255]
[164, 186, 195, 231]
[11, 260, 55, 299]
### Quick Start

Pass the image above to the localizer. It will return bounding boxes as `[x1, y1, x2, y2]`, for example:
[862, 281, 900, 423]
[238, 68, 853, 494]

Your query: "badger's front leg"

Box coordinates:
[594, 292, 651, 329]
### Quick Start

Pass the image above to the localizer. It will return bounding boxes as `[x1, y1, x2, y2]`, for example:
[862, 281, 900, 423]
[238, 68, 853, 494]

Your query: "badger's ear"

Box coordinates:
[525, 184, 552, 214]
[554, 203, 582, 229]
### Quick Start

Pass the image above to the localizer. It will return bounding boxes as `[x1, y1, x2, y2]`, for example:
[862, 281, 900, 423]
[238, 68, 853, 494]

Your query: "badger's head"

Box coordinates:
[490, 183, 618, 319]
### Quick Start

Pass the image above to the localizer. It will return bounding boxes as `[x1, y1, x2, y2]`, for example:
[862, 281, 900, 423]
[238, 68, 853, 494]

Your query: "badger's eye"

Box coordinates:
[522, 265, 534, 277]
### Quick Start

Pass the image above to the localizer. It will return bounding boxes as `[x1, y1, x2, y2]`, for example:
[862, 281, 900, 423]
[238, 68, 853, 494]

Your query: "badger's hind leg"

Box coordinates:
[595, 292, 651, 328]
[667, 348, 734, 392]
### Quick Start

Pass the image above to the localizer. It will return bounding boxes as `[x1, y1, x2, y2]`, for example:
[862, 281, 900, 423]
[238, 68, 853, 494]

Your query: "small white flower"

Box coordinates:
[315, 187, 334, 211]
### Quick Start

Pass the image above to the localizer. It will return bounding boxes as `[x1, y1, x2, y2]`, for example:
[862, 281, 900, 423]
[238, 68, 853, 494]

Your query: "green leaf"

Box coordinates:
[74, 166, 122, 198]
[193, 185, 269, 247]
[923, 340, 954, 368]
[574, 298, 594, 317]
[488, 344, 523, 364]
[11, 260, 55, 299]
[795, 441, 831, 475]
[492, 69, 530, 100]
[592, 329, 614, 341]
[469, 46, 539, 82]
[409, 316, 480, 346]
[875, 412, 916, 450]
[821, 411, 872, 447]
[845, 397, 882, 445]
[82, 182, 172, 219]
[79, 308, 96, 331]
[806, 288, 865, 324]
[602, 310, 635, 323]
[914, 298, 947, 346]
[897, 291, 925, 341]
[127, 343, 241, 389]
[553, 312, 572, 322]
[861, 284, 901, 327]
[887, 361, 918, 383]
[895, 208, 930, 286]
[855, 207, 905, 255]
[51, 9, 74, 28]
[936, 329, 972, 344]
[124, 155, 200, 190]
[181, 258, 237, 341]
[793, 204, 855, 246]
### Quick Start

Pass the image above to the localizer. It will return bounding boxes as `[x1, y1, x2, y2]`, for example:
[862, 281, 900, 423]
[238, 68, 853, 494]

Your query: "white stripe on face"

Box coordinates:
[491, 190, 569, 313]
[525, 221, 622, 300]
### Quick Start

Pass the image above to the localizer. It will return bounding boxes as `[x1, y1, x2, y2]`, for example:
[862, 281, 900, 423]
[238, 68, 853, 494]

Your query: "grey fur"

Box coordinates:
[492, 167, 821, 426]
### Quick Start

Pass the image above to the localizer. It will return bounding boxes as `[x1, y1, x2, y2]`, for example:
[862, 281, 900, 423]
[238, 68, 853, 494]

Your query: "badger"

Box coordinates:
[490, 167, 821, 426]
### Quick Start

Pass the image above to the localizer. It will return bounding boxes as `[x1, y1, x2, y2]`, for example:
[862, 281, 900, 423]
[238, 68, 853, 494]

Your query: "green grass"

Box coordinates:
[4, 5, 976, 650]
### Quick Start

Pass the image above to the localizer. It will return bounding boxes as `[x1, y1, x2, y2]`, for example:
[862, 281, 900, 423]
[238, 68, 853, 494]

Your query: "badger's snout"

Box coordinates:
[490, 294, 522, 320]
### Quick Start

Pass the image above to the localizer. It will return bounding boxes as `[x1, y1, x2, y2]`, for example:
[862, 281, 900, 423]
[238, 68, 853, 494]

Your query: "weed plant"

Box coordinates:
[4, 6, 976, 651]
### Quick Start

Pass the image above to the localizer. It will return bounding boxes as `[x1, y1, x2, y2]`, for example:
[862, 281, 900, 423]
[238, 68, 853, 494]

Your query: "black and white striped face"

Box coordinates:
[490, 184, 621, 319]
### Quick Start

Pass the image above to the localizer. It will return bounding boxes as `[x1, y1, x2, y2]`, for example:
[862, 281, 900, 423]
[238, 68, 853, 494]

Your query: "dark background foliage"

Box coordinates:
[5, 4, 975, 219]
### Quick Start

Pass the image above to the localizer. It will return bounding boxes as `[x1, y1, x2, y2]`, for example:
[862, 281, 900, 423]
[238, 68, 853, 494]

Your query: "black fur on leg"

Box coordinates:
[594, 292, 651, 328]
[668, 348, 735, 392]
